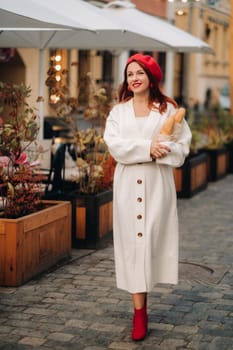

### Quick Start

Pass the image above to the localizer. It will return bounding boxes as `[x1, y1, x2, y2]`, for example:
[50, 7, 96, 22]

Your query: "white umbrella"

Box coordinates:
[0, 0, 121, 49]
[0, 8, 74, 30]
[0, 6, 88, 30]
[0, 0, 213, 53]
[100, 1, 213, 53]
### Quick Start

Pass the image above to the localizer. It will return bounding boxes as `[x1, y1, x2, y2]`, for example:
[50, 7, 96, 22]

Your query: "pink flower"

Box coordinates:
[0, 156, 10, 167]
[14, 152, 29, 165]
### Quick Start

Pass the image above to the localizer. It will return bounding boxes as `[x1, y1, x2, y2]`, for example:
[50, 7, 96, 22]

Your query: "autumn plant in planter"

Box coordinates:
[69, 127, 116, 249]
[0, 82, 46, 218]
[65, 73, 115, 194]
[171, 111, 209, 198]
[0, 82, 72, 286]
[45, 68, 115, 248]
[46, 68, 115, 195]
[187, 116, 208, 156]
[222, 111, 233, 173]
[72, 127, 115, 194]
[197, 109, 230, 181]
[66, 75, 115, 248]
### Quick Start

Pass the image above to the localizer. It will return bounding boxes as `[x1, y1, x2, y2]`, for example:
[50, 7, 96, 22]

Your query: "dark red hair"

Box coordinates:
[118, 57, 178, 114]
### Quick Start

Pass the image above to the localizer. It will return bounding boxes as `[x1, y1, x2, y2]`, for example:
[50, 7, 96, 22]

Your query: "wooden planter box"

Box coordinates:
[72, 189, 113, 249]
[226, 142, 233, 173]
[205, 147, 228, 181]
[0, 200, 72, 287]
[173, 152, 208, 198]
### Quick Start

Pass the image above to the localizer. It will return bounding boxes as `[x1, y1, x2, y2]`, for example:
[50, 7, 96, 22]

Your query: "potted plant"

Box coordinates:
[67, 75, 115, 249]
[44, 71, 115, 248]
[67, 126, 115, 249]
[199, 109, 229, 181]
[0, 82, 71, 286]
[218, 110, 233, 173]
[173, 115, 209, 198]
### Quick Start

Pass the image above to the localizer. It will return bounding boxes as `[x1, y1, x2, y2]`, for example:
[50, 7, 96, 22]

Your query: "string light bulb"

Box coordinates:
[55, 54, 61, 62]
[56, 75, 61, 82]
[55, 64, 61, 71]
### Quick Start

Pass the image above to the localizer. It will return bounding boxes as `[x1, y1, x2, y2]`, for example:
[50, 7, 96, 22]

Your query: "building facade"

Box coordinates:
[173, 0, 230, 109]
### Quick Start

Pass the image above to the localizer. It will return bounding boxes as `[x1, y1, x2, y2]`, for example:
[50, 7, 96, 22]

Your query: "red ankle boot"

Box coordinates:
[131, 304, 148, 341]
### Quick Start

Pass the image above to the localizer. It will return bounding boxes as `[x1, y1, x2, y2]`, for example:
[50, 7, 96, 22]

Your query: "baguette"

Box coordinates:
[160, 107, 186, 136]
[174, 107, 186, 123]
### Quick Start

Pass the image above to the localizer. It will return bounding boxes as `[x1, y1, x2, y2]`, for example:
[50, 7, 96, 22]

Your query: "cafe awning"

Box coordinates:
[0, 0, 213, 53]
[100, 1, 213, 54]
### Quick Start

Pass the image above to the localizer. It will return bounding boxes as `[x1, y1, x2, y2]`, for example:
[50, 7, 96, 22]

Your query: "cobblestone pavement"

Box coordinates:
[1, 175, 233, 350]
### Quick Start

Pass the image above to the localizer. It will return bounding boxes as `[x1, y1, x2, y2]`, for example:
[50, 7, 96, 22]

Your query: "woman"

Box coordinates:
[104, 53, 192, 341]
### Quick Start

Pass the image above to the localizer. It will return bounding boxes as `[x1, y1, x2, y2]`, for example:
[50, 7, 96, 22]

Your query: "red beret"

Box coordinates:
[127, 53, 162, 82]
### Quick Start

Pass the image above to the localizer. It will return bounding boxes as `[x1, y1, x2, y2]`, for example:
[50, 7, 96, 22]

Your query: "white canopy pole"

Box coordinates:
[113, 50, 129, 90]
[164, 53, 175, 98]
[164, 0, 175, 98]
[38, 48, 46, 140]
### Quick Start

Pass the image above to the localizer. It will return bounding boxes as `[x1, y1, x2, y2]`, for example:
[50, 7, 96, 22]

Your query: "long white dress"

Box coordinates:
[104, 99, 192, 293]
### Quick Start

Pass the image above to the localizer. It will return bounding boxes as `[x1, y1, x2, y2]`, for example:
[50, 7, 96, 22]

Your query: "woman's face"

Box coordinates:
[126, 61, 150, 95]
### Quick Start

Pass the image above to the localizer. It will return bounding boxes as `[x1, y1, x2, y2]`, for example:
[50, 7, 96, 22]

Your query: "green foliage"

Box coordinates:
[188, 109, 233, 151]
